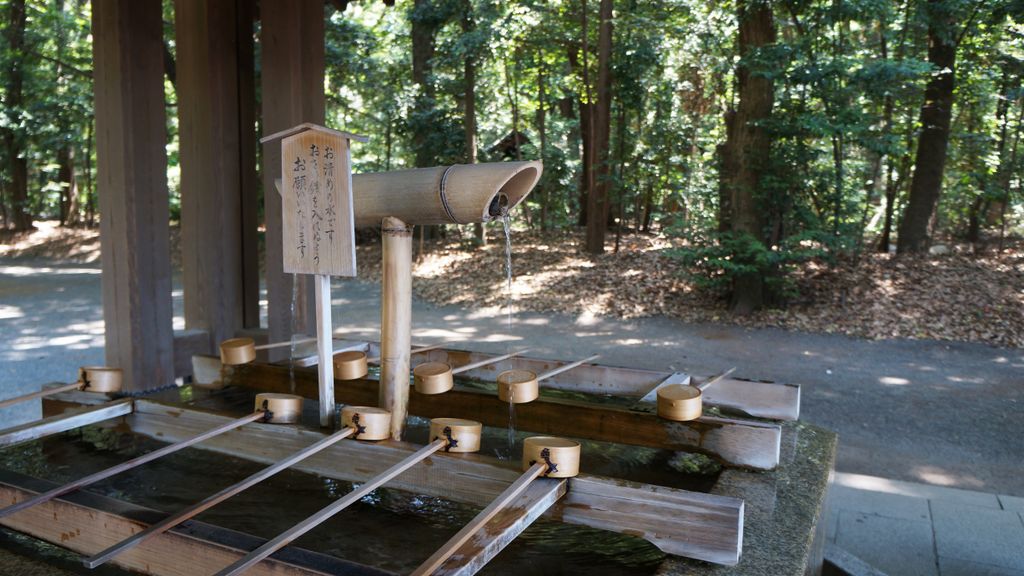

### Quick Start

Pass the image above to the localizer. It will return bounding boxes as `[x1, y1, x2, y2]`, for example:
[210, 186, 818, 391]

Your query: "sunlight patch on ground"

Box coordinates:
[0, 265, 100, 276]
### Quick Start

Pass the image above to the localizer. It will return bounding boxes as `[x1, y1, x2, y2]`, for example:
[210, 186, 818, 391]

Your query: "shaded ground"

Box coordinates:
[5, 223, 1022, 348]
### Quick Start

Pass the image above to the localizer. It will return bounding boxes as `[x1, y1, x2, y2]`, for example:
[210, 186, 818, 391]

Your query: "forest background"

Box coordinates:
[0, 0, 1022, 348]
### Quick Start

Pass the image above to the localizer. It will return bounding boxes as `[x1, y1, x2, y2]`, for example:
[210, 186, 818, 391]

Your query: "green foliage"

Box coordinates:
[670, 229, 835, 300]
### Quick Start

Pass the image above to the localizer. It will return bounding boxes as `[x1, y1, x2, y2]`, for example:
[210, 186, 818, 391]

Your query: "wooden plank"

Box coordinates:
[411, 347, 801, 421]
[231, 362, 781, 470]
[703, 377, 801, 421]
[0, 469, 391, 576]
[237, 0, 260, 329]
[0, 399, 133, 449]
[279, 130, 356, 277]
[434, 478, 567, 576]
[413, 463, 548, 576]
[176, 0, 245, 356]
[174, 328, 209, 380]
[0, 410, 266, 520]
[261, 0, 325, 360]
[216, 440, 448, 576]
[128, 400, 744, 564]
[84, 427, 356, 569]
[92, 0, 175, 393]
[638, 372, 691, 404]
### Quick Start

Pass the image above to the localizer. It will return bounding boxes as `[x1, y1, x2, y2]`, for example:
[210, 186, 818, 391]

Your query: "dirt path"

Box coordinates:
[2, 257, 1021, 495]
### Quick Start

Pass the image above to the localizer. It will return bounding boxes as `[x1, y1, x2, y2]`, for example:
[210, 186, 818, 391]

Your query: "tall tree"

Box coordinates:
[897, 0, 979, 253]
[585, 0, 613, 254]
[720, 0, 775, 313]
[461, 0, 486, 244]
[3, 0, 31, 230]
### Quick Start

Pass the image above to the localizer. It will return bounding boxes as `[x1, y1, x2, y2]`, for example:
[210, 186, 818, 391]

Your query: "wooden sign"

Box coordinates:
[280, 128, 356, 276]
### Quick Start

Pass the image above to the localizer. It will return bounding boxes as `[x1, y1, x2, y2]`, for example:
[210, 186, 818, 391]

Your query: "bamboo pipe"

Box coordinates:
[414, 349, 531, 395]
[0, 366, 122, 418]
[275, 161, 542, 228]
[657, 367, 736, 422]
[83, 406, 390, 569]
[0, 408, 271, 521]
[380, 217, 413, 440]
[352, 161, 541, 227]
[411, 436, 580, 576]
[497, 354, 601, 404]
[214, 417, 481, 576]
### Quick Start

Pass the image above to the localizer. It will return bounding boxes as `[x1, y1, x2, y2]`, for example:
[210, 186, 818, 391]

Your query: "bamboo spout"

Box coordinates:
[352, 161, 542, 227]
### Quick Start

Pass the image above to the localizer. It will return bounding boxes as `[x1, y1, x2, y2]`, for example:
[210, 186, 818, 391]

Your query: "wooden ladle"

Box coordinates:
[0, 366, 122, 411]
[497, 354, 601, 404]
[414, 349, 531, 395]
[0, 393, 290, 522]
[82, 404, 392, 569]
[656, 367, 736, 421]
[410, 435, 581, 575]
[333, 342, 446, 381]
[213, 417, 483, 576]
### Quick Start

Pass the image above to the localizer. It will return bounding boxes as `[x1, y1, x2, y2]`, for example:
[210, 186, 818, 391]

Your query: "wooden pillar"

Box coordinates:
[380, 218, 413, 440]
[92, 0, 174, 393]
[237, 0, 259, 329]
[176, 0, 256, 351]
[261, 0, 325, 355]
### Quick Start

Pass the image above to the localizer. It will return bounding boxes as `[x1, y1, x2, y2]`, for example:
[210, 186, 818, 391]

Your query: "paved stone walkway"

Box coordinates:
[828, 472, 1024, 575]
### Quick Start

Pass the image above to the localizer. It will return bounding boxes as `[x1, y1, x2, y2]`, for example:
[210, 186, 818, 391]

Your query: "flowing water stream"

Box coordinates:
[500, 213, 516, 459]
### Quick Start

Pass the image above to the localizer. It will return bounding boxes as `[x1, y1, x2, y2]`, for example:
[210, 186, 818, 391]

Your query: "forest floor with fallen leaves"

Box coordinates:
[3, 222, 1022, 349]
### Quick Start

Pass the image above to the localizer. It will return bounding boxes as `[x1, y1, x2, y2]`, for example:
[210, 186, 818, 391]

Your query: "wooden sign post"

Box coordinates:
[262, 123, 366, 427]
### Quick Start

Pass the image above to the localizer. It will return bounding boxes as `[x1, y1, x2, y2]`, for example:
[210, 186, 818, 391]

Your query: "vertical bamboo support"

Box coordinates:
[380, 217, 413, 440]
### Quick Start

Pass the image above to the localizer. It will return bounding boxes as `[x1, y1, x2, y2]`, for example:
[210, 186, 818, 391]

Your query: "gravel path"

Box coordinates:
[1, 258, 1021, 495]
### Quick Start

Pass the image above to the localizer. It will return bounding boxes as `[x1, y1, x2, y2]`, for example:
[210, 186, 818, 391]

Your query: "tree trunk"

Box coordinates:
[462, 0, 485, 245]
[3, 0, 31, 231]
[537, 64, 548, 231]
[411, 0, 443, 241]
[585, 0, 613, 254]
[897, 0, 956, 254]
[58, 146, 78, 226]
[721, 0, 775, 314]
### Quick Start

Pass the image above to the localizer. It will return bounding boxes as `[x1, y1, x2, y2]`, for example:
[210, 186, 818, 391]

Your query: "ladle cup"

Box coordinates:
[214, 416, 483, 576]
[413, 349, 530, 395]
[0, 366, 123, 411]
[656, 367, 736, 422]
[219, 334, 348, 366]
[497, 354, 601, 404]
[410, 435, 581, 575]
[333, 342, 446, 381]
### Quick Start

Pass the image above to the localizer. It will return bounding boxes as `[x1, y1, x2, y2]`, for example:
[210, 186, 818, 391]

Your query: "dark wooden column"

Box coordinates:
[261, 0, 326, 354]
[175, 0, 259, 353]
[92, 0, 174, 393]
